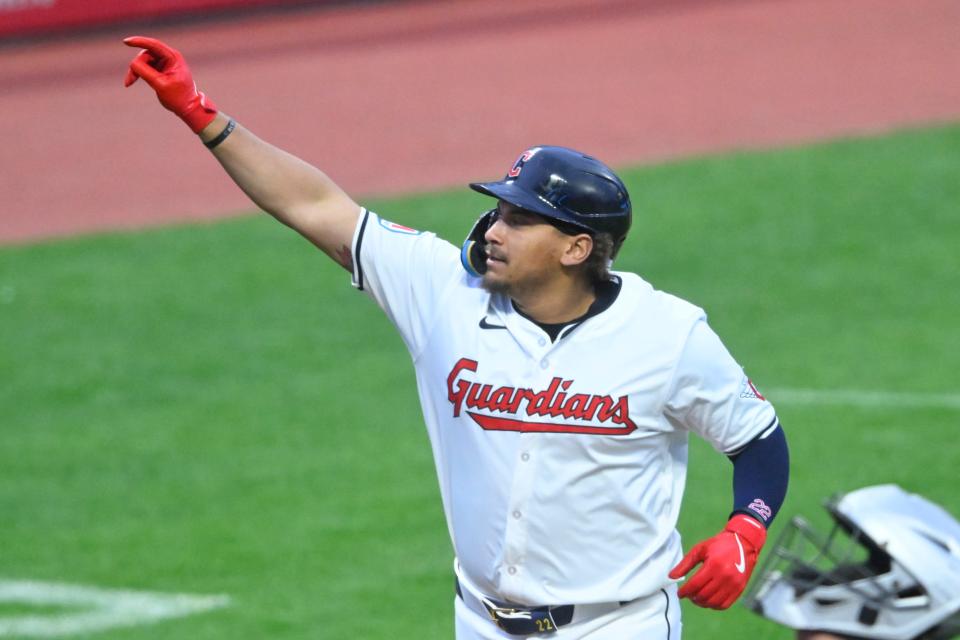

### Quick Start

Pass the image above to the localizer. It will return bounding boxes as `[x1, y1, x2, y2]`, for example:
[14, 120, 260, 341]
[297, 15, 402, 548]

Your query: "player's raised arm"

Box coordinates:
[122, 36, 361, 269]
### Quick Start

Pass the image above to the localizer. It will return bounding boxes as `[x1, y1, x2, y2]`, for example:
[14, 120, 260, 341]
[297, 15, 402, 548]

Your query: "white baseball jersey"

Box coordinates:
[350, 209, 777, 607]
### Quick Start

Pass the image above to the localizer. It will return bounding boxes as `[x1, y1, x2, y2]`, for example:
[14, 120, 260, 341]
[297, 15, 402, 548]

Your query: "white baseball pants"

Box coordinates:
[454, 584, 681, 640]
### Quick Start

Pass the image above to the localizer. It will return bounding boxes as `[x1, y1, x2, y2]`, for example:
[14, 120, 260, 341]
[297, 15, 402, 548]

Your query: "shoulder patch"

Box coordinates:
[739, 377, 766, 401]
[378, 218, 422, 235]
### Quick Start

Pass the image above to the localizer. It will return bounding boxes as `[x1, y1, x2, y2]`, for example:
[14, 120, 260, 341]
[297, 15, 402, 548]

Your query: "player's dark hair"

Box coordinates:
[583, 232, 614, 286]
[542, 215, 614, 286]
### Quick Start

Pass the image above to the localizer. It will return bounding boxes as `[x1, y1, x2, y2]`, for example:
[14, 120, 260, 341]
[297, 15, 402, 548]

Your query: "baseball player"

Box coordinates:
[124, 36, 791, 639]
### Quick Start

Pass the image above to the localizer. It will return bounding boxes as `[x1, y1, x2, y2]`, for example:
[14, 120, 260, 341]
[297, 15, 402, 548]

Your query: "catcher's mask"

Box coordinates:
[743, 485, 960, 640]
[461, 145, 631, 277]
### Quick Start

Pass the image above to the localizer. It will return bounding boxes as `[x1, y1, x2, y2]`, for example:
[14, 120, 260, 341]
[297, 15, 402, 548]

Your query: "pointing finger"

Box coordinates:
[123, 36, 179, 61]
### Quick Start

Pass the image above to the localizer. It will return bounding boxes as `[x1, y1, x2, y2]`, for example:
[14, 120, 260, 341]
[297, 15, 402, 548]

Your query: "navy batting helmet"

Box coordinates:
[461, 146, 632, 276]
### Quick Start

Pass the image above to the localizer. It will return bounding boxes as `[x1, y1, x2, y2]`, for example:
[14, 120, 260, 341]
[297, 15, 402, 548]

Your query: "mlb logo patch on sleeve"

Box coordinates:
[379, 218, 422, 235]
[739, 377, 766, 401]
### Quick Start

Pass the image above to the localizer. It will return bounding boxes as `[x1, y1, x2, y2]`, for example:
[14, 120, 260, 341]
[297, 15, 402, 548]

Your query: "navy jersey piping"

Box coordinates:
[513, 275, 622, 342]
[661, 588, 672, 639]
[354, 209, 370, 291]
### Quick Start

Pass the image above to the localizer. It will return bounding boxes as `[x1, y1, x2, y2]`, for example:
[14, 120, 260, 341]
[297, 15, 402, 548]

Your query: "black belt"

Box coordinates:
[456, 578, 574, 636]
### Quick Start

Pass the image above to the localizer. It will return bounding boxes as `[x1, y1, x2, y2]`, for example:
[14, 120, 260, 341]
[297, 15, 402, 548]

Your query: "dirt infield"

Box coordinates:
[2, 0, 959, 244]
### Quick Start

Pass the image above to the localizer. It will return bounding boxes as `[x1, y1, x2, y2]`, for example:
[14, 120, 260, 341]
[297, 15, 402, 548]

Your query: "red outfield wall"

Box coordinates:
[1, 0, 959, 243]
[0, 0, 338, 38]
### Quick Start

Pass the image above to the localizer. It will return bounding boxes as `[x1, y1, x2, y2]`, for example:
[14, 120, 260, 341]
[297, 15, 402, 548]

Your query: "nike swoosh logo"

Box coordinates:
[479, 317, 507, 330]
[733, 533, 746, 574]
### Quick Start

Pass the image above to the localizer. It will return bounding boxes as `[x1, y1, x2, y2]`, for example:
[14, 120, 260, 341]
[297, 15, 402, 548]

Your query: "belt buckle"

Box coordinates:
[483, 600, 558, 635]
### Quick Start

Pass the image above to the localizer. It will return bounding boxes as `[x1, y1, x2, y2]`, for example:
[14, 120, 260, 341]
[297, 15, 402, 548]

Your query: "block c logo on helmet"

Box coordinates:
[507, 149, 538, 178]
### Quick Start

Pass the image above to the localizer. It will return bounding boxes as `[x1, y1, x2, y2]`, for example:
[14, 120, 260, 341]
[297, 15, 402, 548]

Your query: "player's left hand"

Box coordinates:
[668, 514, 767, 610]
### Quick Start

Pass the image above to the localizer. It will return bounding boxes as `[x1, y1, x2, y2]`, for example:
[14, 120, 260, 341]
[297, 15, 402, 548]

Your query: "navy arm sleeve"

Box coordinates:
[727, 423, 789, 527]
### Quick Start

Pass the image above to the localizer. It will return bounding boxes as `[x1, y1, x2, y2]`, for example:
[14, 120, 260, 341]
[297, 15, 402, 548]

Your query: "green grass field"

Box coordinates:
[2, 123, 958, 639]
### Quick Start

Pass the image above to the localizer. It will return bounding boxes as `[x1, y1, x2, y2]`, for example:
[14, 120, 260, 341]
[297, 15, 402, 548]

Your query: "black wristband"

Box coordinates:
[204, 118, 236, 149]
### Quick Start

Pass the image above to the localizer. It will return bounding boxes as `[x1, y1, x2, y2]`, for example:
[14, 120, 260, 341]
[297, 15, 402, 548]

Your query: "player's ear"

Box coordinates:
[559, 233, 593, 267]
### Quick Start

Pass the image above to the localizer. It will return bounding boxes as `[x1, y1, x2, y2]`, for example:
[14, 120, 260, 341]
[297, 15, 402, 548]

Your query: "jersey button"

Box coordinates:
[539, 359, 549, 369]
[538, 337, 546, 346]
[520, 452, 530, 462]
[512, 510, 522, 519]
[507, 566, 517, 575]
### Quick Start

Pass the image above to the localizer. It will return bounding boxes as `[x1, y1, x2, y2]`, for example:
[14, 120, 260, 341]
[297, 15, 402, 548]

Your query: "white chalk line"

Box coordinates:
[0, 580, 230, 637]
[769, 388, 960, 410]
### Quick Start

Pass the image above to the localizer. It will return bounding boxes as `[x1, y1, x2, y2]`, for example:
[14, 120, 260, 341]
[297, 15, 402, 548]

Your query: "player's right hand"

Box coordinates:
[123, 36, 218, 134]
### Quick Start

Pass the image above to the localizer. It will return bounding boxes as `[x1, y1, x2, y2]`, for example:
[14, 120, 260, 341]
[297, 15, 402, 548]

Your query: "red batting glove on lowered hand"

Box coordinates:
[123, 36, 218, 133]
[668, 514, 767, 610]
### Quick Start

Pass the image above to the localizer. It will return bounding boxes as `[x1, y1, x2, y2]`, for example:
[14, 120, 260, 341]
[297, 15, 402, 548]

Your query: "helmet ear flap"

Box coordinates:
[461, 209, 496, 276]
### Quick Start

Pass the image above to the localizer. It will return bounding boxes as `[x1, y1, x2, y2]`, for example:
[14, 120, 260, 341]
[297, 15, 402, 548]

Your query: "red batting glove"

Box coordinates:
[123, 36, 218, 134]
[668, 514, 767, 610]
